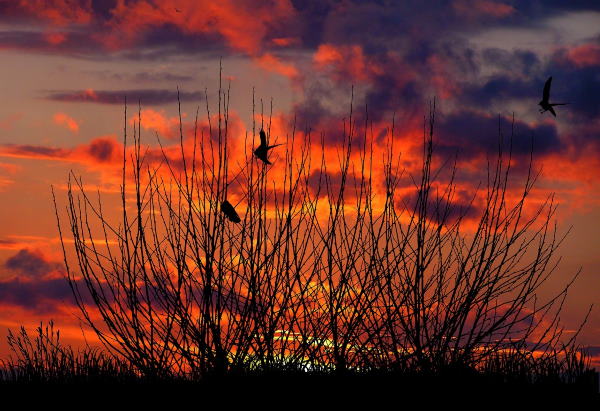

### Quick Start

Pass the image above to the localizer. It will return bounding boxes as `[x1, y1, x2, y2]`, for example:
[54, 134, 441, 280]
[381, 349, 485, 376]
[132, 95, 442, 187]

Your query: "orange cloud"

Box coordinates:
[53, 112, 80, 133]
[453, 0, 515, 18]
[0, 108, 250, 190]
[0, 162, 19, 192]
[255, 53, 299, 79]
[0, 176, 13, 191]
[132, 109, 182, 140]
[0, 235, 67, 251]
[0, 163, 19, 175]
[0, 136, 120, 167]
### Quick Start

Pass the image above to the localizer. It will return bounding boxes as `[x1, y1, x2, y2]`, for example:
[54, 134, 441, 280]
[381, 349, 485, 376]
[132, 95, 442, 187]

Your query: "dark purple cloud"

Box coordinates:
[480, 49, 542, 77]
[398, 189, 480, 225]
[0, 0, 595, 126]
[1, 144, 68, 159]
[0, 0, 598, 163]
[1, 249, 70, 313]
[127, 71, 195, 83]
[512, 1, 600, 17]
[87, 138, 115, 162]
[0, 239, 18, 249]
[83, 69, 196, 83]
[287, 1, 600, 158]
[45, 89, 205, 105]
[0, 277, 74, 314]
[0, 29, 110, 58]
[4, 249, 64, 278]
[459, 76, 538, 107]
[545, 61, 600, 119]
[435, 110, 562, 160]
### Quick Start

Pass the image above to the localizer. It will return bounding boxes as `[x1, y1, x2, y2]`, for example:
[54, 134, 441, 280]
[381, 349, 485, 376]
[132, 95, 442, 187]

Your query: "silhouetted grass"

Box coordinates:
[0, 323, 597, 405]
[0, 322, 138, 384]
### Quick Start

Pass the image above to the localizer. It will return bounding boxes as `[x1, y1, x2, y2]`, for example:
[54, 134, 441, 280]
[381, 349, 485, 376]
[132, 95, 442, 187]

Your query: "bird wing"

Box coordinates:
[543, 76, 552, 101]
[548, 106, 556, 117]
[259, 129, 267, 146]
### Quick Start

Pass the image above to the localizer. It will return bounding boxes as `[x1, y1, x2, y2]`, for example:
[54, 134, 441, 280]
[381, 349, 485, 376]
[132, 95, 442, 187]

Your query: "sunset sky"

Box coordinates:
[0, 0, 599, 365]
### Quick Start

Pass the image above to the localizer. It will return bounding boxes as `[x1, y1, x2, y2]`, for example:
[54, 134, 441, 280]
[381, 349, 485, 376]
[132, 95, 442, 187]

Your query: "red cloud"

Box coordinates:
[314, 44, 385, 83]
[53, 112, 80, 133]
[106, 0, 297, 54]
[427, 55, 460, 99]
[271, 37, 301, 47]
[16, 0, 93, 26]
[44, 31, 68, 45]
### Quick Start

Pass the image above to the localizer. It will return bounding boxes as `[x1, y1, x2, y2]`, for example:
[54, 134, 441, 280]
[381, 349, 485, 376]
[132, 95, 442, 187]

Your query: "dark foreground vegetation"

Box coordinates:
[0, 329, 597, 405]
[0, 78, 597, 402]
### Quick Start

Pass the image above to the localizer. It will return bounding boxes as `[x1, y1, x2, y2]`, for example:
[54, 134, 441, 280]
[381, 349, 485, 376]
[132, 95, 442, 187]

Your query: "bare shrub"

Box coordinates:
[50, 75, 592, 384]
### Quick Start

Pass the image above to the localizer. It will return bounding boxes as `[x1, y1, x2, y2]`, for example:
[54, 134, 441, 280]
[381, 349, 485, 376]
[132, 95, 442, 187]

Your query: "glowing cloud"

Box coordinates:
[256, 53, 299, 79]
[132, 108, 182, 140]
[53, 112, 80, 133]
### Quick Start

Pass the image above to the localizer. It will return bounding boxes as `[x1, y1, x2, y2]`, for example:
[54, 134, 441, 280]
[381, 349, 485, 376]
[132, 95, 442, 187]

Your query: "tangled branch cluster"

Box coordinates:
[52, 82, 591, 381]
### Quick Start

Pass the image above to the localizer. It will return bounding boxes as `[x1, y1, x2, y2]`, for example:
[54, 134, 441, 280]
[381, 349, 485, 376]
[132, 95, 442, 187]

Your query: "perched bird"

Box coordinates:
[221, 200, 241, 223]
[253, 129, 282, 165]
[539, 76, 568, 117]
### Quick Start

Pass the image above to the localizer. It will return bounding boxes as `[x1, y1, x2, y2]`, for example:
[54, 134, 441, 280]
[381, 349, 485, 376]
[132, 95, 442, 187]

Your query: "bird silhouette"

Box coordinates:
[221, 200, 241, 223]
[175, 8, 182, 13]
[253, 129, 282, 165]
[539, 76, 568, 117]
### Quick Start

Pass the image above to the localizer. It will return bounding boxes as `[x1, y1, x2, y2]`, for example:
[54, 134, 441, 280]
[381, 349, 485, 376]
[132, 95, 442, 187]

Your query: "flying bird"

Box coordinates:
[539, 76, 568, 117]
[175, 8, 182, 13]
[221, 200, 241, 223]
[253, 129, 282, 165]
